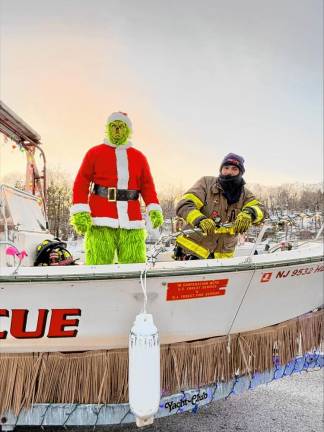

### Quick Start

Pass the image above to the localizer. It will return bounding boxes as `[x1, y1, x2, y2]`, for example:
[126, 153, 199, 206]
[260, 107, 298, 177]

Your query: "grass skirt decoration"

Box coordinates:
[0, 309, 322, 416]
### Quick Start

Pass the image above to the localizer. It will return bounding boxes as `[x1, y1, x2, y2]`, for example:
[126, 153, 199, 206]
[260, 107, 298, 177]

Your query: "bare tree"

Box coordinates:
[46, 168, 73, 240]
[248, 182, 323, 213]
[158, 186, 183, 219]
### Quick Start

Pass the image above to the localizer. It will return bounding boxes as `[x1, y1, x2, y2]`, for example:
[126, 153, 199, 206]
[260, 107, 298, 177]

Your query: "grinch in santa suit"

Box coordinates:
[70, 112, 164, 264]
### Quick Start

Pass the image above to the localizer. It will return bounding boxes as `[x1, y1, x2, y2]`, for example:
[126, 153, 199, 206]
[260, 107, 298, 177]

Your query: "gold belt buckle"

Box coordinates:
[107, 187, 117, 202]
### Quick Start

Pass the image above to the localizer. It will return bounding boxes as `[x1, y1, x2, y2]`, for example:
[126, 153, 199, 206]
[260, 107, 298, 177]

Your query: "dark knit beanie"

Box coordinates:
[220, 153, 245, 174]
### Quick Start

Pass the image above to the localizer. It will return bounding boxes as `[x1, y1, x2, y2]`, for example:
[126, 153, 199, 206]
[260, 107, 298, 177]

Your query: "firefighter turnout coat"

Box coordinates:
[176, 176, 266, 258]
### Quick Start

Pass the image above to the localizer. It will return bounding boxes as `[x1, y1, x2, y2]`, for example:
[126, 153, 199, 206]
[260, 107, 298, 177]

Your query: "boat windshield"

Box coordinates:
[0, 185, 47, 233]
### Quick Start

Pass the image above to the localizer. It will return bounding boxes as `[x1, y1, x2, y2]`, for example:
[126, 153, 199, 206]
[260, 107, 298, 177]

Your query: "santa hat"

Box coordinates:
[107, 112, 132, 131]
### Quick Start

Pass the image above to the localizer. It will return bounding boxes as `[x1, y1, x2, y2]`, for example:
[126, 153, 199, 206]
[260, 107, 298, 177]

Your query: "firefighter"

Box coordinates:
[175, 153, 266, 259]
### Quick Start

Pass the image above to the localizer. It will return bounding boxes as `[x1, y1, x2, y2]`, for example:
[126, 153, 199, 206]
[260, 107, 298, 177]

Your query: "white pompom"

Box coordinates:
[129, 313, 160, 427]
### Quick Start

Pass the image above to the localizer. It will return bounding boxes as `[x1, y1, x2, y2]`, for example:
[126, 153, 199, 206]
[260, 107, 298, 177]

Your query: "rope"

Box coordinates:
[226, 265, 257, 352]
[140, 262, 149, 314]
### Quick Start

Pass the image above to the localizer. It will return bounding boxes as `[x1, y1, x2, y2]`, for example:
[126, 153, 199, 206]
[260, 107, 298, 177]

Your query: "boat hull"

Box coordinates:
[0, 245, 323, 353]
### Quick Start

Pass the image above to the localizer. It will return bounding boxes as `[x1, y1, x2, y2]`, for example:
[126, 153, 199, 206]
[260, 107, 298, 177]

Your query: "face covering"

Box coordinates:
[218, 174, 245, 204]
[105, 120, 130, 146]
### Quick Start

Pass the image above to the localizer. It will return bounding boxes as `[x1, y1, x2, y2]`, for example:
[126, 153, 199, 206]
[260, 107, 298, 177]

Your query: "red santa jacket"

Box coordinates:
[71, 141, 161, 229]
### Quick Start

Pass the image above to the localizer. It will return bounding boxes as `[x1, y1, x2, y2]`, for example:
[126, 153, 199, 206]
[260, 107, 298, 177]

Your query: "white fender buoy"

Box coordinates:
[129, 313, 160, 427]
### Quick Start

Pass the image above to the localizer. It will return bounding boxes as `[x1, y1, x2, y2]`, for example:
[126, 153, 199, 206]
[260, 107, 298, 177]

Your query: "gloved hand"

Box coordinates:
[70, 212, 92, 235]
[234, 211, 252, 234]
[199, 218, 216, 235]
[149, 210, 164, 229]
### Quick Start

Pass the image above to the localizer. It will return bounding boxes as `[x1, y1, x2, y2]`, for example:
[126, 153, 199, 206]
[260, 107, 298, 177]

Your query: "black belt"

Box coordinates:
[92, 184, 139, 201]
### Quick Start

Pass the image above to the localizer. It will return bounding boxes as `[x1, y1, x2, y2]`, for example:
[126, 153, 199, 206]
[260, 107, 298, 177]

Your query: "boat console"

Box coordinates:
[0, 184, 53, 267]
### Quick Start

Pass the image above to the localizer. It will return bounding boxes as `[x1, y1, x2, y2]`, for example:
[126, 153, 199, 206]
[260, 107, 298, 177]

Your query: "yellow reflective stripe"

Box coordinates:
[186, 209, 204, 226]
[243, 199, 264, 223]
[215, 226, 236, 235]
[182, 193, 204, 209]
[214, 251, 235, 259]
[243, 199, 260, 208]
[176, 235, 210, 259]
[249, 206, 263, 223]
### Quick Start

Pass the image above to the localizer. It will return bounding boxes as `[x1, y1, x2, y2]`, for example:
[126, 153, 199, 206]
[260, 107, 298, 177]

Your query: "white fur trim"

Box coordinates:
[116, 148, 129, 189]
[146, 203, 162, 213]
[107, 112, 132, 130]
[103, 138, 133, 149]
[70, 204, 91, 215]
[115, 148, 131, 227]
[92, 217, 119, 228]
[117, 201, 129, 228]
[124, 220, 146, 229]
[92, 217, 145, 229]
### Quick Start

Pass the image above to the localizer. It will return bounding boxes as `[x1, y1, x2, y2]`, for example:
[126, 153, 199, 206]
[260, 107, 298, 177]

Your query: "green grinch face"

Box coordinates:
[105, 120, 130, 146]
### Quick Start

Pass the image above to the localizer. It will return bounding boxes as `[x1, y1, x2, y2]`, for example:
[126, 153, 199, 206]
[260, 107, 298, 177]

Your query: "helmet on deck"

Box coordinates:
[34, 238, 76, 266]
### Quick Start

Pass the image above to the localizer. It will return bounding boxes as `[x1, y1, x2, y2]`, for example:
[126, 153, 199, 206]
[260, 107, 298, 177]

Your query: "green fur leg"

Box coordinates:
[117, 228, 147, 264]
[70, 212, 92, 235]
[85, 226, 146, 265]
[85, 226, 116, 265]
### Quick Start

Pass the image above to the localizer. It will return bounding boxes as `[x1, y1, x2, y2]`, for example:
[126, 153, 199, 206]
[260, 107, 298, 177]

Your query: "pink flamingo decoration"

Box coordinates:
[6, 246, 28, 262]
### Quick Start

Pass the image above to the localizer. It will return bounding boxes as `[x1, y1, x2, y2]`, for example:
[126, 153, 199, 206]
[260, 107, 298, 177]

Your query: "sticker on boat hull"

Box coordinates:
[275, 264, 324, 279]
[0, 308, 81, 339]
[166, 279, 228, 301]
[260, 264, 324, 284]
[260, 272, 272, 282]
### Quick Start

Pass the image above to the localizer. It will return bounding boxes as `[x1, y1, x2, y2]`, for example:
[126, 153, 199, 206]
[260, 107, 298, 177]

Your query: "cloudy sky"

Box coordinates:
[0, 0, 322, 190]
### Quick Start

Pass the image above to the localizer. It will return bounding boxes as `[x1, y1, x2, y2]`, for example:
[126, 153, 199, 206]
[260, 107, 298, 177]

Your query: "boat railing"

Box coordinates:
[148, 217, 323, 262]
[147, 223, 235, 262]
[315, 222, 324, 240]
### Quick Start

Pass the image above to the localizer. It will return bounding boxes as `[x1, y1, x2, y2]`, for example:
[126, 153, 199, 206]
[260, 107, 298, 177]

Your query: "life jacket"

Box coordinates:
[34, 238, 76, 266]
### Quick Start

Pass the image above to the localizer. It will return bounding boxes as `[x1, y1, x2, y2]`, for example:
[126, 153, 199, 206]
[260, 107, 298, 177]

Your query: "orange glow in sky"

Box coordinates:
[1, 1, 323, 190]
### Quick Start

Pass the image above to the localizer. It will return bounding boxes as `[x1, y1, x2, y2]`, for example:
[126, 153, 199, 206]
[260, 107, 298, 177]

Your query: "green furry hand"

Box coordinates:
[70, 212, 92, 235]
[149, 210, 164, 229]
